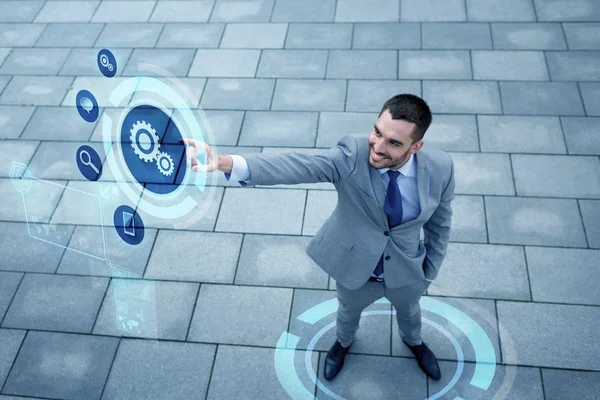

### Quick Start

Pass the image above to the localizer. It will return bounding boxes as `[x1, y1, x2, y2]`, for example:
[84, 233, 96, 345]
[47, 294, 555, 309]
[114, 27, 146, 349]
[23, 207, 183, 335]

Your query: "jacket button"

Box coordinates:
[385, 256, 390, 260]
[384, 231, 390, 236]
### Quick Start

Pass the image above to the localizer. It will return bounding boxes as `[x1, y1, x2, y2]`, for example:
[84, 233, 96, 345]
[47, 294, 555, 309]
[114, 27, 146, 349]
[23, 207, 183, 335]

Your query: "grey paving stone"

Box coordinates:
[257, 49, 327, 78]
[26, 141, 105, 181]
[559, 116, 600, 156]
[207, 345, 317, 400]
[0, 329, 26, 389]
[432, 362, 544, 399]
[346, 80, 421, 113]
[542, 369, 600, 400]
[485, 196, 587, 246]
[96, 23, 164, 48]
[91, 0, 155, 23]
[534, 0, 600, 21]
[189, 49, 260, 78]
[398, 50, 471, 79]
[0, 23, 45, 46]
[500, 82, 585, 116]
[467, 0, 536, 21]
[123, 49, 195, 77]
[0, 1, 44, 23]
[327, 50, 397, 79]
[145, 230, 241, 283]
[0, 76, 8, 94]
[210, 0, 274, 22]
[0, 217, 73, 276]
[131, 76, 206, 106]
[272, 79, 346, 112]
[316, 354, 426, 399]
[473, 50, 549, 81]
[0, 48, 9, 66]
[316, 112, 377, 147]
[216, 187, 306, 234]
[198, 110, 244, 146]
[285, 22, 352, 49]
[0, 48, 70, 76]
[526, 247, 600, 305]
[430, 243, 530, 299]
[2, 331, 118, 399]
[422, 114, 479, 152]
[580, 200, 600, 248]
[59, 47, 132, 76]
[188, 284, 292, 346]
[149, 0, 213, 23]
[88, 107, 126, 142]
[62, 76, 137, 108]
[2, 273, 108, 332]
[303, 189, 337, 235]
[34, 0, 99, 23]
[157, 23, 224, 48]
[235, 234, 329, 288]
[57, 225, 157, 278]
[240, 111, 317, 147]
[491, 22, 567, 49]
[563, 23, 600, 50]
[451, 152, 514, 195]
[448, 195, 488, 242]
[512, 154, 600, 198]
[0, 177, 65, 224]
[257, 147, 336, 190]
[479, 115, 566, 153]
[0, 140, 38, 175]
[391, 296, 501, 364]
[35, 23, 104, 48]
[401, 0, 466, 22]
[0, 272, 21, 320]
[353, 22, 420, 49]
[335, 0, 400, 22]
[424, 81, 501, 114]
[94, 279, 199, 340]
[200, 78, 274, 110]
[422, 22, 493, 49]
[272, 0, 335, 22]
[0, 76, 72, 106]
[21, 106, 96, 141]
[220, 23, 287, 49]
[547, 51, 600, 81]
[580, 82, 600, 116]
[497, 301, 600, 370]
[104, 339, 215, 400]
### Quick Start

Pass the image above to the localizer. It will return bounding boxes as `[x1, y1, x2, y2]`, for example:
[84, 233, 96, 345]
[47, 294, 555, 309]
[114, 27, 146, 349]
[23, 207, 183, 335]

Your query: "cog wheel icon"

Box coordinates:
[130, 121, 160, 162]
[156, 152, 175, 176]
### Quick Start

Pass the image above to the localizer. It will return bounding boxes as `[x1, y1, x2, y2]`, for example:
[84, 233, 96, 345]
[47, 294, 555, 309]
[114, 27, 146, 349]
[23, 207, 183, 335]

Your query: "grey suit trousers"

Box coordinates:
[336, 279, 429, 348]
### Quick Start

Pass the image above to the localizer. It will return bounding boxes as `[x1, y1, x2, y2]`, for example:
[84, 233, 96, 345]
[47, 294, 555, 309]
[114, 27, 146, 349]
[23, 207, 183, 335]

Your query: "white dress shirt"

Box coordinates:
[223, 154, 427, 281]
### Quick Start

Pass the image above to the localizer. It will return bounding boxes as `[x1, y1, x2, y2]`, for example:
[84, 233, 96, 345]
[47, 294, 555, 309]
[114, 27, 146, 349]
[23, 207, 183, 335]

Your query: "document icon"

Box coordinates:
[122, 211, 135, 236]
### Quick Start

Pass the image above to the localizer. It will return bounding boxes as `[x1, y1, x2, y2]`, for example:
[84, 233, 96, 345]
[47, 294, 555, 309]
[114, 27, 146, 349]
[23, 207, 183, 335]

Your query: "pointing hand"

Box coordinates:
[179, 138, 219, 173]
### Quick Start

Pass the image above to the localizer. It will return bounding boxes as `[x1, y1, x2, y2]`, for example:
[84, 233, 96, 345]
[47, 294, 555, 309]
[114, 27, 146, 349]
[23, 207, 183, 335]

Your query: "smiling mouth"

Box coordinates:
[371, 149, 386, 161]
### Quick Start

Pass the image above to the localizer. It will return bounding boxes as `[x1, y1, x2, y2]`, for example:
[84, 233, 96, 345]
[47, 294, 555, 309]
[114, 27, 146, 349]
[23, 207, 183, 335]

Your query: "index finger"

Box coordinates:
[178, 138, 196, 147]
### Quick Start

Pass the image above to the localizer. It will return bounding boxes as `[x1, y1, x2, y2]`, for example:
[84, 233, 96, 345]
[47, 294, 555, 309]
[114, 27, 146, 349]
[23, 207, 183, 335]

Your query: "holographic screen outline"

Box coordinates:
[275, 296, 518, 400]
[100, 63, 221, 230]
[10, 161, 108, 263]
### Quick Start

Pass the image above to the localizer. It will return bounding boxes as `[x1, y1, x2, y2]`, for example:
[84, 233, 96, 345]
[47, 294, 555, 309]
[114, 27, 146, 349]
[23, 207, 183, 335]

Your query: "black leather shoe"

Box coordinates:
[324, 341, 351, 380]
[402, 340, 441, 380]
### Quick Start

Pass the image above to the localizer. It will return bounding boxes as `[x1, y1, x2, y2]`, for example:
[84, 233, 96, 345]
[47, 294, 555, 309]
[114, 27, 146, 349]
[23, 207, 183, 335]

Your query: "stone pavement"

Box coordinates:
[0, 0, 599, 399]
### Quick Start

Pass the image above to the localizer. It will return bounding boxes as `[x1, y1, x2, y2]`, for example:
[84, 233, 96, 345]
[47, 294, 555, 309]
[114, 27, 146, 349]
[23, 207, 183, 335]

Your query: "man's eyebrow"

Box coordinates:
[374, 124, 403, 146]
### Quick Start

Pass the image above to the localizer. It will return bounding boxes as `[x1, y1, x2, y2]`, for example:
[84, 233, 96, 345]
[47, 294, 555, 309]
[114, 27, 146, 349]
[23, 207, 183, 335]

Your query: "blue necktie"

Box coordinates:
[373, 170, 403, 276]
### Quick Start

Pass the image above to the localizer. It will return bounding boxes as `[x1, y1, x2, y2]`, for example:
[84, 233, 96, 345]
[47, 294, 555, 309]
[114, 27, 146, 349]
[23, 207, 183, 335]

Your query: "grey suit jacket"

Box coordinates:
[240, 134, 455, 290]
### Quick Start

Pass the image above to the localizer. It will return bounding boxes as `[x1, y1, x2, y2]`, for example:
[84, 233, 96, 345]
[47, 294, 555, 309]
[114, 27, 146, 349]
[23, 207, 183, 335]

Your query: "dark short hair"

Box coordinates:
[378, 94, 432, 143]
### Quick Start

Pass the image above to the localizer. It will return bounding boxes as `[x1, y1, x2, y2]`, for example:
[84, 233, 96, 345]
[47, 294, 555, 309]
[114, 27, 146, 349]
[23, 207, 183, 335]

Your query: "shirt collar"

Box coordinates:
[377, 153, 415, 177]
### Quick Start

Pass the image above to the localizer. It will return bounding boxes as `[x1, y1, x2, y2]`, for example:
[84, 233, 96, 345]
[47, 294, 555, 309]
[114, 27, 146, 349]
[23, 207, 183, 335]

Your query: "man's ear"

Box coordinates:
[412, 140, 424, 153]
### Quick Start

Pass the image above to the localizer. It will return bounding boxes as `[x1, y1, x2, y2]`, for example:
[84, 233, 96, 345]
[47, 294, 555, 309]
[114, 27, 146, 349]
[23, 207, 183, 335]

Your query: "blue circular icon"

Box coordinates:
[114, 205, 144, 245]
[121, 105, 184, 195]
[97, 49, 117, 78]
[76, 89, 99, 123]
[76, 145, 102, 181]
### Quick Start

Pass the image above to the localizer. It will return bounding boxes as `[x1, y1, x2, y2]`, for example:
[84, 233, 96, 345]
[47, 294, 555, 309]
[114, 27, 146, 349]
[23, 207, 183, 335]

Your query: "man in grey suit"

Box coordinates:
[182, 94, 455, 382]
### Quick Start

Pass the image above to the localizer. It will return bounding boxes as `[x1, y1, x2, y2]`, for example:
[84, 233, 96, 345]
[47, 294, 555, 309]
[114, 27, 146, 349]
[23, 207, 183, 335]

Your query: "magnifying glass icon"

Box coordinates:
[79, 150, 100, 174]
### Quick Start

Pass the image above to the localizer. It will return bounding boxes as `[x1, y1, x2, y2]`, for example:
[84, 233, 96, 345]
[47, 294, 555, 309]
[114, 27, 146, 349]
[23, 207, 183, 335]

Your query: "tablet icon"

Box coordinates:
[76, 145, 102, 181]
[97, 49, 117, 78]
[122, 211, 135, 236]
[114, 205, 144, 245]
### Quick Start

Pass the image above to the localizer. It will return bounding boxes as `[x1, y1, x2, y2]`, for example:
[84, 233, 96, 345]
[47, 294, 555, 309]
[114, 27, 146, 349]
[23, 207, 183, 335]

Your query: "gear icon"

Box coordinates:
[130, 121, 160, 162]
[156, 152, 175, 176]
